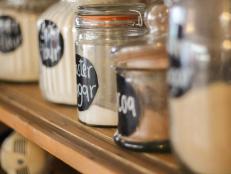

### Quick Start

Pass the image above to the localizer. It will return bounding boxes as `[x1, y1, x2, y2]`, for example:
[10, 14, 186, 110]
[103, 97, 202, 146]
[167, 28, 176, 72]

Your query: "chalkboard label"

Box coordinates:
[76, 54, 98, 111]
[39, 20, 64, 67]
[0, 16, 22, 53]
[168, 42, 209, 98]
[168, 54, 193, 98]
[117, 74, 140, 136]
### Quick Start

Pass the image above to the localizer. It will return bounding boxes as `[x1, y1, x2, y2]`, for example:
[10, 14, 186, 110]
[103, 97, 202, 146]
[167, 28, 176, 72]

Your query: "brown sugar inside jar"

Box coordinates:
[113, 43, 170, 152]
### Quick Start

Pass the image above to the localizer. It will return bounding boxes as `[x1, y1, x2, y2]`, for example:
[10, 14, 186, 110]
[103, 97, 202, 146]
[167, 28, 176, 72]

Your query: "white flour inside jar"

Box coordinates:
[170, 82, 231, 174]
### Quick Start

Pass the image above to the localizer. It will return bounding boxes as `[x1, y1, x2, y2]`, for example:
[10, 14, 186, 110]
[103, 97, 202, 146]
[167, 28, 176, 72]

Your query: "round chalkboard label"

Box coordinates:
[117, 74, 141, 136]
[168, 53, 193, 98]
[0, 16, 22, 53]
[76, 54, 99, 111]
[168, 42, 210, 98]
[38, 20, 64, 67]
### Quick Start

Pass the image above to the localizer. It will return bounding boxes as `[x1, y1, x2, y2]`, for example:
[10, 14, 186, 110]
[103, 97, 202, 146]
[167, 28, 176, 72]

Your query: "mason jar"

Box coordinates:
[113, 3, 170, 152]
[0, 0, 56, 82]
[75, 3, 146, 126]
[168, 0, 231, 173]
[38, 0, 143, 105]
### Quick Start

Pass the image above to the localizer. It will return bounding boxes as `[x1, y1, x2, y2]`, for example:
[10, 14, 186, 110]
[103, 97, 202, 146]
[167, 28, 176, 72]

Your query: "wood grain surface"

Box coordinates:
[0, 82, 180, 174]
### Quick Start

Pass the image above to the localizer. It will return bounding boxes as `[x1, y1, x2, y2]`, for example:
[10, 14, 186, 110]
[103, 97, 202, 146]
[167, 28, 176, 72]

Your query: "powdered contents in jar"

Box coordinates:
[170, 82, 231, 174]
[79, 105, 117, 126]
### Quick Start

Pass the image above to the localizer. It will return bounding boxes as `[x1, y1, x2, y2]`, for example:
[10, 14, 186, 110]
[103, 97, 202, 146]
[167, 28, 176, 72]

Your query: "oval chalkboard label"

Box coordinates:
[168, 42, 210, 98]
[117, 74, 141, 136]
[168, 54, 193, 98]
[38, 20, 64, 67]
[76, 54, 98, 111]
[0, 16, 22, 53]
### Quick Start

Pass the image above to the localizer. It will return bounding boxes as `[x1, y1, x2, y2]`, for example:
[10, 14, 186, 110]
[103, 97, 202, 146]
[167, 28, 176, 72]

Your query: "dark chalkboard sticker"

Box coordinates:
[117, 74, 141, 136]
[76, 54, 98, 111]
[39, 20, 64, 67]
[168, 54, 193, 98]
[0, 16, 22, 53]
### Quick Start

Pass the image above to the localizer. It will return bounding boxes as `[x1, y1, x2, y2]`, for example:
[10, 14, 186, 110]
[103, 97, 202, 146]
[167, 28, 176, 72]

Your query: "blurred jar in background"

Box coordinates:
[0, 0, 56, 82]
[38, 0, 144, 106]
[168, 0, 231, 173]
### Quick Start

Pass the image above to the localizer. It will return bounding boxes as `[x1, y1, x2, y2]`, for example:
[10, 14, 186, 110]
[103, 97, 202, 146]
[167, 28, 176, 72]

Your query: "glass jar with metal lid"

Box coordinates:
[0, 0, 56, 82]
[38, 0, 142, 106]
[75, 3, 146, 126]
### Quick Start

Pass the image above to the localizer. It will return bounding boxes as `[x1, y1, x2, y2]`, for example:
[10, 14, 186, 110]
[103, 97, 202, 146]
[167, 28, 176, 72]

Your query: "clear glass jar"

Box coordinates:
[113, 3, 170, 152]
[75, 3, 146, 126]
[38, 0, 142, 106]
[114, 44, 170, 152]
[0, 0, 56, 82]
[168, 0, 231, 173]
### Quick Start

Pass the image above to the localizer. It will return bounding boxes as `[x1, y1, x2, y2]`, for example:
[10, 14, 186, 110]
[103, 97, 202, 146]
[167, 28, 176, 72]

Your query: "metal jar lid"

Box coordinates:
[76, 3, 146, 28]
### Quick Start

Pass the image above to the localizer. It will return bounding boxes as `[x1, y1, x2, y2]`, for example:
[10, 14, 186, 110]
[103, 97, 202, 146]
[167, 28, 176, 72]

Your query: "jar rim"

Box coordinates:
[77, 3, 145, 15]
[114, 45, 169, 71]
[76, 3, 146, 28]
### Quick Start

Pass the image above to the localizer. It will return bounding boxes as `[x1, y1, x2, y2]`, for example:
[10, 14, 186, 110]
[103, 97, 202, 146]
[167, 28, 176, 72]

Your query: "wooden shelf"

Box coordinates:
[0, 82, 179, 174]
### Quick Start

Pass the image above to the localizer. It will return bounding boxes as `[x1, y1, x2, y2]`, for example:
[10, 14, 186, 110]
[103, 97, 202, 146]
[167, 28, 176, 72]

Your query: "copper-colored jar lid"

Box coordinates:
[114, 43, 169, 71]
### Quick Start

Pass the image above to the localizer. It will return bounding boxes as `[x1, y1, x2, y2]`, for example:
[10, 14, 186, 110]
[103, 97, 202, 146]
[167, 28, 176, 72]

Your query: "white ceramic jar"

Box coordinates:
[0, 0, 56, 82]
[38, 0, 143, 105]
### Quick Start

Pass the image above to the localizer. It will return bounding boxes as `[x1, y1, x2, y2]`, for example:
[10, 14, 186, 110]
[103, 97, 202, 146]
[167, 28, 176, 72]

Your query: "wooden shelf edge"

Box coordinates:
[0, 106, 114, 174]
[0, 83, 179, 174]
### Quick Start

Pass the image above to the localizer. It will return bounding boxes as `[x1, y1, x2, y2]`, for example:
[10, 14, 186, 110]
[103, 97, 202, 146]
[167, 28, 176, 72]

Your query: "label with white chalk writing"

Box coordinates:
[76, 54, 98, 111]
[168, 41, 209, 98]
[39, 20, 64, 67]
[0, 16, 22, 53]
[117, 74, 140, 136]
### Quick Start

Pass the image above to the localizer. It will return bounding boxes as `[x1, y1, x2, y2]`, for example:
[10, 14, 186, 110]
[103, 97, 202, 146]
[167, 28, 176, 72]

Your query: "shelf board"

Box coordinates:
[0, 82, 179, 174]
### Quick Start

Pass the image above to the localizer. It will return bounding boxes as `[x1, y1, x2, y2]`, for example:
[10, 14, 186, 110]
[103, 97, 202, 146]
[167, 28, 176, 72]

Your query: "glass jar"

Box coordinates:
[114, 44, 170, 152]
[113, 3, 170, 152]
[38, 0, 142, 106]
[75, 3, 146, 126]
[0, 0, 56, 82]
[168, 0, 231, 173]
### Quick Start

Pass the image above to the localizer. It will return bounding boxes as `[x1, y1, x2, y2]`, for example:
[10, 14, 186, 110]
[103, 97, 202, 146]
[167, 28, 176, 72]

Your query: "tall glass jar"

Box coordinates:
[75, 4, 146, 126]
[113, 3, 170, 152]
[168, 0, 231, 173]
[0, 0, 56, 82]
[38, 0, 143, 106]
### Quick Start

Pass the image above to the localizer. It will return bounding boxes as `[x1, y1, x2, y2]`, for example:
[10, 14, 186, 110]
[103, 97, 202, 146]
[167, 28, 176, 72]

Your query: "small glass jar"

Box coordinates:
[112, 3, 170, 152]
[113, 44, 170, 152]
[75, 3, 146, 126]
[0, 0, 56, 82]
[38, 0, 142, 105]
[168, 0, 231, 173]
